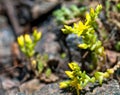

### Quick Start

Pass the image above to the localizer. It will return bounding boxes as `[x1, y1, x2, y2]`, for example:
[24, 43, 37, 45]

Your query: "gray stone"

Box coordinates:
[5, 88, 19, 95]
[85, 79, 120, 95]
[0, 16, 15, 57]
[1, 77, 19, 90]
[33, 83, 72, 95]
[66, 34, 82, 50]
[0, 78, 5, 95]
[31, 1, 59, 19]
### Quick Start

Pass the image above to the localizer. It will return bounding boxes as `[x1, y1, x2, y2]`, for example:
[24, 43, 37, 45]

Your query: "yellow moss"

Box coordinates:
[17, 35, 24, 47]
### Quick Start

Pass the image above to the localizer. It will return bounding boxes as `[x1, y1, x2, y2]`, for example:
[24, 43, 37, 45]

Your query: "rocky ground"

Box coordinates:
[33, 79, 120, 95]
[0, 0, 120, 95]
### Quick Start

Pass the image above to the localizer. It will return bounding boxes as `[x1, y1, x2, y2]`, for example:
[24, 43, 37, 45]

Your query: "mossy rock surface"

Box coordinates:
[33, 79, 120, 95]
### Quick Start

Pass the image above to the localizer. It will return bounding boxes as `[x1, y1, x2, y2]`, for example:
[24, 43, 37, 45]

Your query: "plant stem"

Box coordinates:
[77, 89, 80, 95]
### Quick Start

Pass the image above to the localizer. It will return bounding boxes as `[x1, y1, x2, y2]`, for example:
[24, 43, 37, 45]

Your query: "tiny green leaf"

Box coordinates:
[45, 68, 51, 78]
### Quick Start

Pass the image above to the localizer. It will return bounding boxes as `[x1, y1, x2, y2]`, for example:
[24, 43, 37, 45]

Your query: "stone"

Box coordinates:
[5, 88, 19, 95]
[1, 77, 19, 90]
[106, 50, 120, 65]
[0, 23, 14, 57]
[66, 34, 82, 50]
[40, 73, 59, 83]
[31, 1, 59, 19]
[33, 83, 72, 95]
[37, 32, 61, 55]
[0, 15, 15, 64]
[85, 79, 120, 95]
[0, 78, 5, 95]
[43, 41, 61, 55]
[19, 79, 45, 94]
[32, 79, 120, 95]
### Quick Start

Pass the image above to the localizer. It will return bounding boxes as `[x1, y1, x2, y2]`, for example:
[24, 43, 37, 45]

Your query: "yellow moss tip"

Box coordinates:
[78, 44, 88, 49]
[65, 71, 74, 78]
[24, 34, 32, 43]
[17, 35, 24, 47]
[59, 81, 70, 88]
[31, 60, 37, 68]
[37, 32, 42, 40]
[107, 69, 114, 74]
